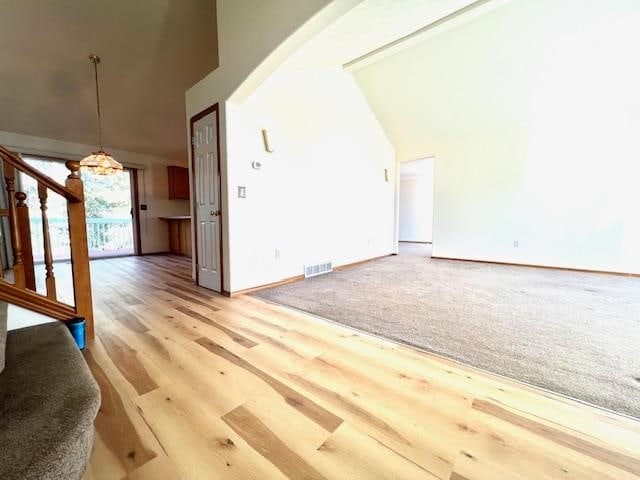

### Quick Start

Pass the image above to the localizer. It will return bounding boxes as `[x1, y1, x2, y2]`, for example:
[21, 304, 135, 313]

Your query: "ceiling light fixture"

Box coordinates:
[81, 54, 123, 175]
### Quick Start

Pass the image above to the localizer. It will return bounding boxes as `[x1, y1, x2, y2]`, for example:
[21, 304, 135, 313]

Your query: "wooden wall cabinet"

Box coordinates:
[167, 166, 190, 200]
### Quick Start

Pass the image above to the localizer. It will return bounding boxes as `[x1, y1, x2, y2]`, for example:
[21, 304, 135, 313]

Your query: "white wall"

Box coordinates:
[185, 0, 365, 287]
[355, 0, 640, 274]
[186, 0, 361, 109]
[225, 68, 395, 291]
[399, 161, 434, 243]
[0, 130, 189, 254]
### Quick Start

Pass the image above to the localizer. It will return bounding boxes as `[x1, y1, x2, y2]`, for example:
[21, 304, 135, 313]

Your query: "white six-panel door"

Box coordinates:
[193, 110, 222, 292]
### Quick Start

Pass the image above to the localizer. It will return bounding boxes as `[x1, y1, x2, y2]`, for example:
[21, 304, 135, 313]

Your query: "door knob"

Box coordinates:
[210, 210, 221, 216]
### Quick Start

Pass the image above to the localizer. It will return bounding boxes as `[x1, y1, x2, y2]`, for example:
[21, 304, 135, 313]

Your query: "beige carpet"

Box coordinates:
[253, 243, 640, 419]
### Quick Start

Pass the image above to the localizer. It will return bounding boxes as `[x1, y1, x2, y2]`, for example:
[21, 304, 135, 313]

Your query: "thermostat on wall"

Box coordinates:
[252, 161, 262, 170]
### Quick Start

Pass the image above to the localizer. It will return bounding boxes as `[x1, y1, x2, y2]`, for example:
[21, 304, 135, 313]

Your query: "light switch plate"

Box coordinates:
[238, 186, 246, 198]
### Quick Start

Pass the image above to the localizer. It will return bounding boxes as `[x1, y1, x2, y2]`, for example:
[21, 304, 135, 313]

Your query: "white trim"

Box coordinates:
[6, 145, 80, 162]
[14, 147, 147, 170]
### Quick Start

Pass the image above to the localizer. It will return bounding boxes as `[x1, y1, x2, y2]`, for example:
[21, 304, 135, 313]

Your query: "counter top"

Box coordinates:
[159, 216, 191, 221]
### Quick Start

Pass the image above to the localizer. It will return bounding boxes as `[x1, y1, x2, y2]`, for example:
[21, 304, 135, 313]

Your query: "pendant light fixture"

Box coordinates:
[81, 54, 123, 175]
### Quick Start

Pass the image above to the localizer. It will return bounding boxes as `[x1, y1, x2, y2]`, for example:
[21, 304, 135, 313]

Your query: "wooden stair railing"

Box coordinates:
[0, 145, 94, 339]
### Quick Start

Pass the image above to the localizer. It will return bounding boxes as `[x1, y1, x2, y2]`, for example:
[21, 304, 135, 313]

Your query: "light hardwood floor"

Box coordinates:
[81, 255, 640, 480]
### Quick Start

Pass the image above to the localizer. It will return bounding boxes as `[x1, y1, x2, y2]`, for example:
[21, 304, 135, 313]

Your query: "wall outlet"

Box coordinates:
[238, 186, 246, 198]
[274, 249, 280, 259]
[513, 240, 520, 248]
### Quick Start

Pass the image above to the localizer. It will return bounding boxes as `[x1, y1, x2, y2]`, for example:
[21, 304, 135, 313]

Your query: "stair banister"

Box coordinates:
[0, 145, 82, 203]
[0, 145, 94, 339]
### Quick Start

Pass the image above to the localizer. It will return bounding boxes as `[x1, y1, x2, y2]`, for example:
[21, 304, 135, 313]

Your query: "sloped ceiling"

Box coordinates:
[283, 0, 477, 70]
[0, 0, 217, 160]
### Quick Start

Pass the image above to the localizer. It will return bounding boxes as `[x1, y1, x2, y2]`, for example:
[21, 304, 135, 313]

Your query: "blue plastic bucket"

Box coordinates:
[67, 317, 86, 350]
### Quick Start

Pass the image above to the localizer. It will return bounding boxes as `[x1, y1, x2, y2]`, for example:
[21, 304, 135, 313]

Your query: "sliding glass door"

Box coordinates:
[19, 156, 137, 260]
[82, 168, 135, 258]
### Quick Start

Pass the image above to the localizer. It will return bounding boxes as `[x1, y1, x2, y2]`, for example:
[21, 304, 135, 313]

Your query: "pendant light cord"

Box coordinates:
[90, 55, 103, 151]
[82, 54, 123, 174]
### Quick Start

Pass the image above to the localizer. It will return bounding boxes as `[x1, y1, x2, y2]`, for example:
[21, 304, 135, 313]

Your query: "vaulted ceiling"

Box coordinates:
[283, 0, 477, 70]
[0, 0, 217, 160]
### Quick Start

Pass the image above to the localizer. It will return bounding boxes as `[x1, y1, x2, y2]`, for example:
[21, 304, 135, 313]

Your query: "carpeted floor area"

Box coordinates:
[253, 243, 640, 419]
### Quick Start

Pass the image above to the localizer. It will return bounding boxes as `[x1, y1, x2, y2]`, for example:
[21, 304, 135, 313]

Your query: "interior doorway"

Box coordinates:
[20, 155, 138, 260]
[398, 157, 434, 257]
[190, 105, 223, 293]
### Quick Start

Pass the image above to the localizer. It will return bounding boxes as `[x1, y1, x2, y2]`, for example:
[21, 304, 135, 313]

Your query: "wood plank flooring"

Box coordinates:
[81, 255, 640, 480]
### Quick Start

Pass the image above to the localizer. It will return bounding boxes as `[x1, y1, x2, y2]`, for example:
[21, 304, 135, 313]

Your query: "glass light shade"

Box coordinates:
[80, 150, 123, 175]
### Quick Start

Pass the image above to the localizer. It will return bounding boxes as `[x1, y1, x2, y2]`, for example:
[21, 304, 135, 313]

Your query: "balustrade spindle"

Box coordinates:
[15, 192, 36, 290]
[38, 183, 57, 300]
[0, 208, 5, 280]
[3, 164, 25, 288]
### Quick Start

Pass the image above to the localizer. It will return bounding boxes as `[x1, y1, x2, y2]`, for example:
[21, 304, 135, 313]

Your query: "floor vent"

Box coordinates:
[304, 262, 333, 278]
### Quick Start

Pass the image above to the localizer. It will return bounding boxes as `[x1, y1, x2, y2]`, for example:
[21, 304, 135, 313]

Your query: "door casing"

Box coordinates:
[129, 168, 142, 255]
[189, 104, 224, 293]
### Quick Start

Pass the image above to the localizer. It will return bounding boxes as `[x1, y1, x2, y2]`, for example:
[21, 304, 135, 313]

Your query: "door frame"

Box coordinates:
[18, 153, 141, 259]
[395, 156, 436, 252]
[189, 103, 224, 293]
[129, 168, 142, 255]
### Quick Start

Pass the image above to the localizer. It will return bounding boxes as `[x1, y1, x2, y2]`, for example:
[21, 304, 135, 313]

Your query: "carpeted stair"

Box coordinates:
[0, 316, 100, 479]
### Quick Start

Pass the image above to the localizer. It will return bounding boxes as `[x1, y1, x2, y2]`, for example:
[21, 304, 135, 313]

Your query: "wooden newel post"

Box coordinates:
[65, 160, 94, 339]
[3, 164, 25, 288]
[15, 192, 36, 291]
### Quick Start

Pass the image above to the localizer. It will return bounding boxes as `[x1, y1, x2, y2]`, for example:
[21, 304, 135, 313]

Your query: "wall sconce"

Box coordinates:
[262, 129, 274, 153]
